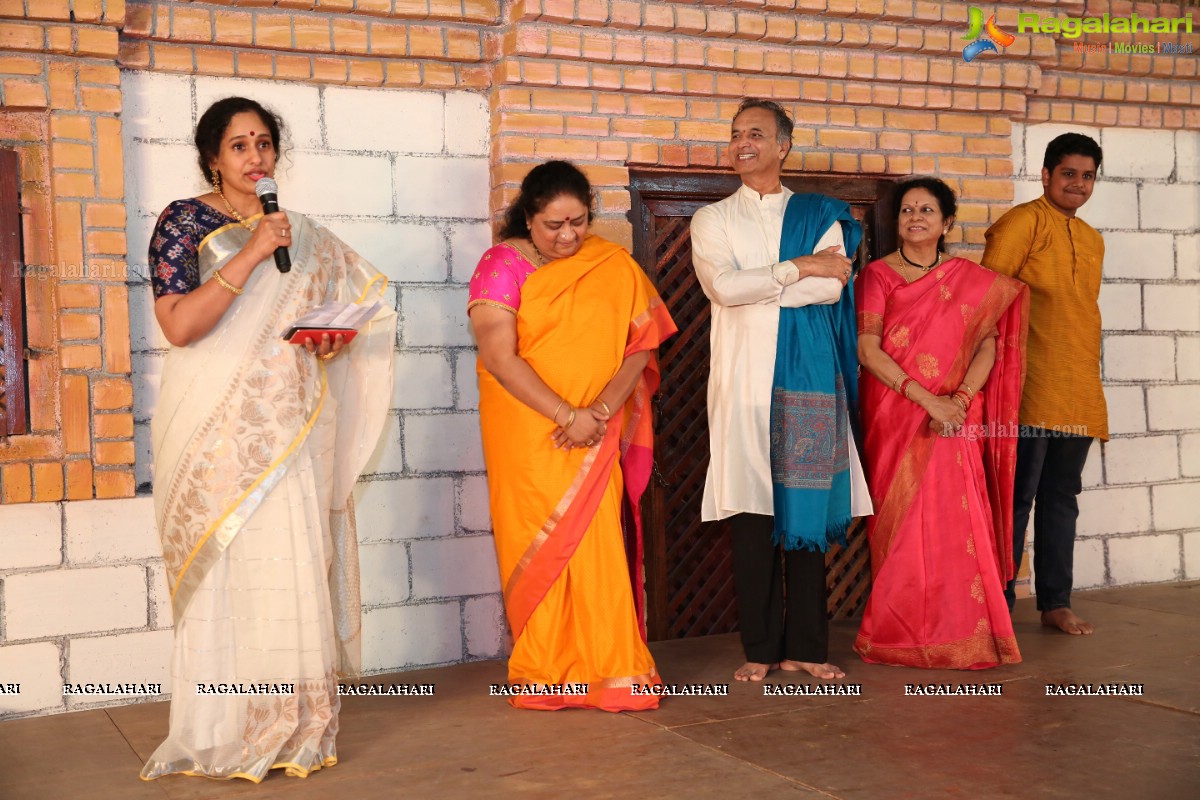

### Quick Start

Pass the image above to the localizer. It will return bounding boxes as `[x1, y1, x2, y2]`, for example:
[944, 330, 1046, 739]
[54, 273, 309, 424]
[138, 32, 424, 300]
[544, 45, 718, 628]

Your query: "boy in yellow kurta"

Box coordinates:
[982, 133, 1106, 636]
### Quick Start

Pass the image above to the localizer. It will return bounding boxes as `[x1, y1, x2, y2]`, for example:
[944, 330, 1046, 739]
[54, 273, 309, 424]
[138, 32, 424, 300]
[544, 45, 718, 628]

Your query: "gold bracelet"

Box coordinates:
[959, 381, 975, 399]
[891, 372, 907, 391]
[212, 269, 244, 296]
[565, 408, 576, 429]
[319, 352, 335, 361]
[552, 399, 566, 424]
[596, 399, 611, 416]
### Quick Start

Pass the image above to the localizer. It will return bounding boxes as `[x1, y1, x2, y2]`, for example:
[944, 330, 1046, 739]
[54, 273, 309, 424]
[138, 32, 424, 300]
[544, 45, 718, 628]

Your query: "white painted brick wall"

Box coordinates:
[1147, 385, 1200, 431]
[1143, 284, 1200, 332]
[1103, 386, 1146, 435]
[0, 504, 62, 570]
[1103, 335, 1175, 381]
[1176, 233, 1199, 280]
[1185, 530, 1200, 579]
[5, 566, 147, 640]
[1177, 337, 1200, 381]
[455, 352, 481, 410]
[0, 642, 63, 715]
[66, 629, 173, 705]
[1140, 184, 1200, 232]
[1181, 434, 1200, 478]
[324, 87, 445, 154]
[1103, 436, 1179, 485]
[392, 352, 454, 409]
[458, 475, 492, 532]
[1107, 534, 1183, 584]
[1076, 181, 1138, 231]
[464, 595, 505, 659]
[394, 156, 490, 218]
[405, 414, 486, 473]
[410, 536, 501, 600]
[64, 498, 159, 563]
[1101, 232, 1174, 280]
[362, 602, 462, 670]
[1097, 283, 1141, 331]
[353, 477, 455, 541]
[359, 542, 411, 607]
[1100, 128, 1175, 180]
[362, 416, 405, 476]
[1177, 131, 1200, 183]
[402, 286, 473, 347]
[1076, 486, 1152, 537]
[1151, 483, 1200, 531]
[1072, 538, 1107, 590]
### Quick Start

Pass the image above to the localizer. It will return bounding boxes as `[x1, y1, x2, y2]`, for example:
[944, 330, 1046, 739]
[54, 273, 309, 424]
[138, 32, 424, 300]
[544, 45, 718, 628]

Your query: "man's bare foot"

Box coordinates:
[779, 660, 846, 680]
[1041, 607, 1094, 635]
[733, 662, 776, 682]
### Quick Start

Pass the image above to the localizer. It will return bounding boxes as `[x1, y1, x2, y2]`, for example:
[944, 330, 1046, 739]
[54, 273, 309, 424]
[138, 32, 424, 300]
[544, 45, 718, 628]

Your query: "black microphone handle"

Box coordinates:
[259, 194, 292, 273]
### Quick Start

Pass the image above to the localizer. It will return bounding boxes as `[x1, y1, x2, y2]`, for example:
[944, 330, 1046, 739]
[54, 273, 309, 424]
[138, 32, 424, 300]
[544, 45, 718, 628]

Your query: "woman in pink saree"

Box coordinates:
[854, 178, 1028, 670]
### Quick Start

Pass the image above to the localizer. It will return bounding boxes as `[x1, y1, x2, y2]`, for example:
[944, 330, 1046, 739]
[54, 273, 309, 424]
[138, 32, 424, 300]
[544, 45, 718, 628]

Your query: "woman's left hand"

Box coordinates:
[303, 332, 347, 361]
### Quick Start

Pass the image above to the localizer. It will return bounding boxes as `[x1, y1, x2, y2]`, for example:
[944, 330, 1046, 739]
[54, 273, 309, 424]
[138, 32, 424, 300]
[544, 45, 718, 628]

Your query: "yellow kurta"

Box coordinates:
[982, 195, 1108, 441]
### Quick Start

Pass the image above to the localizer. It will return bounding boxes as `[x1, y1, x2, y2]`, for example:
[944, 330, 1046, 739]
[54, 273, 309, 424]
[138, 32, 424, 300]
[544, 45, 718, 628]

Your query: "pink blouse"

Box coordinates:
[467, 243, 537, 314]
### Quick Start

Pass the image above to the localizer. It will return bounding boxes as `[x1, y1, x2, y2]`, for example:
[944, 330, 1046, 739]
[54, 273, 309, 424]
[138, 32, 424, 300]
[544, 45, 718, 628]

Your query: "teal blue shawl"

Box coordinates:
[770, 193, 863, 551]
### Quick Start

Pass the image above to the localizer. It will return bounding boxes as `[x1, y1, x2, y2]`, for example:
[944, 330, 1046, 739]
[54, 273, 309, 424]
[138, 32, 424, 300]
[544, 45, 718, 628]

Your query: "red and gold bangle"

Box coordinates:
[899, 377, 915, 399]
[951, 393, 969, 412]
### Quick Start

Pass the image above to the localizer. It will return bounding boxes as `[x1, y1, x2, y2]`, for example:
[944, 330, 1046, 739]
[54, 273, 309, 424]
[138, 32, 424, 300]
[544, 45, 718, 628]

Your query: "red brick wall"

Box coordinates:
[1, 0, 1196, 503]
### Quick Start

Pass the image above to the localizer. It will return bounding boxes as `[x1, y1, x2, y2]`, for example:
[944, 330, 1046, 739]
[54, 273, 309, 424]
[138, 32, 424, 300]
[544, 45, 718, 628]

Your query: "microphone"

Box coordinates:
[254, 177, 291, 273]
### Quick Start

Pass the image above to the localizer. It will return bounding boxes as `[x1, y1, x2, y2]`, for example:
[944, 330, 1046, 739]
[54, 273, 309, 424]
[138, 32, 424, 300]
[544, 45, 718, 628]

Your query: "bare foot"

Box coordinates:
[733, 662, 776, 682]
[1041, 608, 1094, 635]
[779, 660, 846, 680]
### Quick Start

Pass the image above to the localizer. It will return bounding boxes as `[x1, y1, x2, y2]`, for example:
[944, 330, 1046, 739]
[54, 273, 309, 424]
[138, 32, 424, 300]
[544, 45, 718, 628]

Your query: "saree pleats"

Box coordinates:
[143, 213, 395, 781]
[854, 258, 1027, 670]
[479, 236, 675, 711]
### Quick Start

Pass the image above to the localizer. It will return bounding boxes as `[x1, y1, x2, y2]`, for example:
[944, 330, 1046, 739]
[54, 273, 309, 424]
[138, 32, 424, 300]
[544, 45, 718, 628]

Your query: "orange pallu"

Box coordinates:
[477, 236, 677, 710]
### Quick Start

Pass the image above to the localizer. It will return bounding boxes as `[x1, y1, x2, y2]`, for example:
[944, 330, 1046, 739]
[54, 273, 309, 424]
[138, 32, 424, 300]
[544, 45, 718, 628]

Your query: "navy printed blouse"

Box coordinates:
[148, 199, 237, 298]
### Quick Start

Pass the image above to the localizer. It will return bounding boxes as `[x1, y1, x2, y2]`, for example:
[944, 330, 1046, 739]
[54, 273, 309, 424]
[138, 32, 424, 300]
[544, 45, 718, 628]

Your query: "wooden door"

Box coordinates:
[629, 169, 896, 641]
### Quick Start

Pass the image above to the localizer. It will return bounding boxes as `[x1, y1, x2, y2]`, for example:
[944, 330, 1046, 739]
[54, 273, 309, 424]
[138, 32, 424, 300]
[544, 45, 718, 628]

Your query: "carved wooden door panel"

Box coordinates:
[630, 169, 895, 641]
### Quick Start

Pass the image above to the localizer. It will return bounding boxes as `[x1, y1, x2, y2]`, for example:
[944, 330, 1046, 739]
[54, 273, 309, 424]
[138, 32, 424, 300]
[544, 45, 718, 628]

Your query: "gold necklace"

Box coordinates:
[511, 239, 547, 267]
[896, 248, 941, 283]
[215, 185, 254, 230]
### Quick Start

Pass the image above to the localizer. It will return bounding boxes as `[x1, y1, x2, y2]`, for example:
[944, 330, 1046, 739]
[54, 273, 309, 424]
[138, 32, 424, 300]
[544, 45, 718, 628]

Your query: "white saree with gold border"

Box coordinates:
[141, 212, 395, 782]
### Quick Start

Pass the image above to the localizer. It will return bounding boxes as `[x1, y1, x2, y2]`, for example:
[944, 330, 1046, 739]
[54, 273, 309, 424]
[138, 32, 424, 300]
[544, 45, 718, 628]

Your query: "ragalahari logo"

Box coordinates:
[961, 7, 1016, 62]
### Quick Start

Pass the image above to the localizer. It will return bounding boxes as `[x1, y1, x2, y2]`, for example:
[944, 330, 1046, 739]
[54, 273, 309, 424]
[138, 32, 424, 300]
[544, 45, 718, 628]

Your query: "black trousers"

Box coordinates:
[1005, 426, 1094, 612]
[729, 513, 828, 664]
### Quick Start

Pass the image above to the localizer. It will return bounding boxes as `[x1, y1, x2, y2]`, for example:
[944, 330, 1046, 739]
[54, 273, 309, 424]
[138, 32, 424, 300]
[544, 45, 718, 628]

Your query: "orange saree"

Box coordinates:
[474, 236, 676, 710]
[853, 257, 1028, 670]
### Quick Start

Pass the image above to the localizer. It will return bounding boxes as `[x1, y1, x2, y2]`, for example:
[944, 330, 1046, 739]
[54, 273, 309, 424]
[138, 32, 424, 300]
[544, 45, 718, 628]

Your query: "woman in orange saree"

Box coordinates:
[854, 178, 1028, 670]
[469, 162, 676, 710]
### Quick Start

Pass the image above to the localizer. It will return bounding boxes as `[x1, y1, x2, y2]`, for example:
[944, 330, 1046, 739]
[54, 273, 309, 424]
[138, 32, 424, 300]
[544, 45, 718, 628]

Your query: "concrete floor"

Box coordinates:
[1, 582, 1197, 800]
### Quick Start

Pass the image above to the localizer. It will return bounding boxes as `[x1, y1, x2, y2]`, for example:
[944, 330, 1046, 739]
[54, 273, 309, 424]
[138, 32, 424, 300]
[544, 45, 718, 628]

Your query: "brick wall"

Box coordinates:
[2, 0, 1198, 718]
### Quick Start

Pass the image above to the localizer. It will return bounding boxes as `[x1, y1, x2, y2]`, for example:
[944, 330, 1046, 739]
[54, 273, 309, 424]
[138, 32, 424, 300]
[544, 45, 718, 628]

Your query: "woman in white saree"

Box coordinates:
[140, 98, 395, 782]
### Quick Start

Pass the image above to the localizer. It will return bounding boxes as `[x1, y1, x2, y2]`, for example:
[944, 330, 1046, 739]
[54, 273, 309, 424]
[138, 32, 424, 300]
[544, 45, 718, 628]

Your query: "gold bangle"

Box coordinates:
[552, 399, 566, 424]
[212, 269, 244, 296]
[891, 372, 907, 391]
[960, 381, 975, 398]
[565, 408, 576, 429]
[596, 399, 611, 416]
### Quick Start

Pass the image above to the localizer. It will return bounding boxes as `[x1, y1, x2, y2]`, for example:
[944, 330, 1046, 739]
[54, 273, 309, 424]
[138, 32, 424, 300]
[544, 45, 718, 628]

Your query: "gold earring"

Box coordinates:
[210, 170, 222, 192]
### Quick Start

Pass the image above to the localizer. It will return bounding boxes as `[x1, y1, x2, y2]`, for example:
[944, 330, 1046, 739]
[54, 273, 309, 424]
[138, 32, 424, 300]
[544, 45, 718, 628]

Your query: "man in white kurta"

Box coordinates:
[691, 99, 872, 682]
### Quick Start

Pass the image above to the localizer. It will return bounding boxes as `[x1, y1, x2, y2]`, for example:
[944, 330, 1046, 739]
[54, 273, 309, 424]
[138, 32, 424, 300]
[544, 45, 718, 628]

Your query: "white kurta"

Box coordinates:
[691, 183, 873, 523]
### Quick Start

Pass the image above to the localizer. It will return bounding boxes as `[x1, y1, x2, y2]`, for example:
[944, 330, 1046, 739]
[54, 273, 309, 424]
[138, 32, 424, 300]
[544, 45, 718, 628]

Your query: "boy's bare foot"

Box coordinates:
[733, 662, 776, 682]
[779, 660, 845, 680]
[1041, 607, 1094, 635]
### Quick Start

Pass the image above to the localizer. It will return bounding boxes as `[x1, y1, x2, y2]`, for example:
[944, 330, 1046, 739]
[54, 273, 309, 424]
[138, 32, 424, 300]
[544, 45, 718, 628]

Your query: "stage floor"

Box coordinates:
[2, 582, 1197, 799]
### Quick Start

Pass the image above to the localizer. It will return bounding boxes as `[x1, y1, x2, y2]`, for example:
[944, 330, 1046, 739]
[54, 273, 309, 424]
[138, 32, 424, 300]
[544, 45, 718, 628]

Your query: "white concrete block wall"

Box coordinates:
[0, 72, 504, 720]
[1013, 122, 1200, 596]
